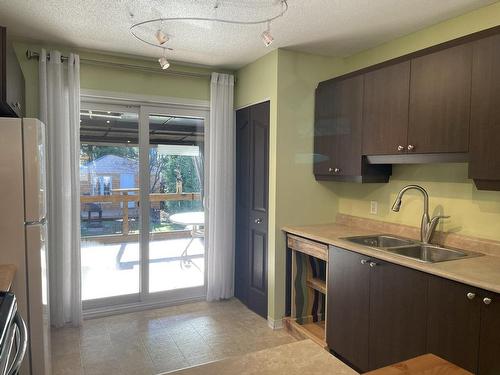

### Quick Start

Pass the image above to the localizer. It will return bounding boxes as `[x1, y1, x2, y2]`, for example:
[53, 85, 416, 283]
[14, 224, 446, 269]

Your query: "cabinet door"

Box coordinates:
[314, 82, 335, 176]
[408, 43, 472, 153]
[368, 259, 428, 370]
[478, 292, 500, 375]
[469, 34, 500, 183]
[427, 276, 481, 373]
[314, 76, 363, 177]
[362, 61, 410, 155]
[327, 246, 370, 372]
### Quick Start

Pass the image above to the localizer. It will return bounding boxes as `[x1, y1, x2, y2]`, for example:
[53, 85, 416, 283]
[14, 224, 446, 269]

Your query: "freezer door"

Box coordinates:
[25, 223, 52, 375]
[23, 118, 47, 223]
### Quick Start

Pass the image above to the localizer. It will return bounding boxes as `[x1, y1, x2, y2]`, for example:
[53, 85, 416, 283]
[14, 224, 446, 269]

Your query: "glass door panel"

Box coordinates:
[147, 114, 205, 293]
[79, 107, 141, 302]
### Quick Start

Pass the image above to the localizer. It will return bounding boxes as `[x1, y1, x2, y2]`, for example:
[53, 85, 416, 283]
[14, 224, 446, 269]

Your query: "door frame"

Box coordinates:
[80, 92, 210, 316]
[234, 100, 270, 319]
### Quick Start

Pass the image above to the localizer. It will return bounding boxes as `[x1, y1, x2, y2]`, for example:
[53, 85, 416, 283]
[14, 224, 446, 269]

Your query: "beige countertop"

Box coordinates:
[164, 340, 358, 375]
[0, 264, 16, 292]
[283, 222, 500, 294]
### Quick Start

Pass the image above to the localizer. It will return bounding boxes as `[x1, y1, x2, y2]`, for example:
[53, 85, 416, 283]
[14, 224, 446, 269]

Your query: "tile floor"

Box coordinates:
[51, 299, 296, 375]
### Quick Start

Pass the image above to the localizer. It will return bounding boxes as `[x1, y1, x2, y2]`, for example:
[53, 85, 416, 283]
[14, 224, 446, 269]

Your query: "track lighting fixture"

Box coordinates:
[158, 53, 170, 70]
[129, 1, 288, 69]
[155, 29, 168, 45]
[261, 22, 274, 47]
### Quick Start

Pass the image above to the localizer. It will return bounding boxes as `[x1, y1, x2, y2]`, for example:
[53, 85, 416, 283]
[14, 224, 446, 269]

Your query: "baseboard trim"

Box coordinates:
[267, 316, 284, 330]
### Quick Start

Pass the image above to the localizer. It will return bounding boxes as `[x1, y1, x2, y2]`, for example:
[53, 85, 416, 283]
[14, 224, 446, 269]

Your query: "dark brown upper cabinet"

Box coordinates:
[469, 34, 500, 190]
[408, 43, 472, 154]
[314, 76, 363, 178]
[362, 61, 410, 155]
[314, 76, 391, 182]
[315, 26, 500, 188]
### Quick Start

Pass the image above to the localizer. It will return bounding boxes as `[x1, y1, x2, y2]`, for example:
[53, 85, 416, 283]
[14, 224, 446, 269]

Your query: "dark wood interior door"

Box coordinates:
[235, 101, 269, 319]
[426, 276, 481, 373]
[362, 61, 410, 155]
[368, 260, 428, 370]
[408, 43, 472, 153]
[327, 246, 370, 372]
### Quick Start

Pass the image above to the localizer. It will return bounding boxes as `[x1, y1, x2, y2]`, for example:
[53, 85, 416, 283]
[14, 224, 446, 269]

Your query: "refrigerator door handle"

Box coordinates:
[25, 218, 47, 226]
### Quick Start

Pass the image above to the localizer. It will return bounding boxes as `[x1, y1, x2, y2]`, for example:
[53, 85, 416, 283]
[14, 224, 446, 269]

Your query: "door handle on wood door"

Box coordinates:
[254, 218, 263, 224]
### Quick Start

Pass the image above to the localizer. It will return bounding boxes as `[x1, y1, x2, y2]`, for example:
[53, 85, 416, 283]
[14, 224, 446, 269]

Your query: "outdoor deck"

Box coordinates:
[81, 235, 204, 300]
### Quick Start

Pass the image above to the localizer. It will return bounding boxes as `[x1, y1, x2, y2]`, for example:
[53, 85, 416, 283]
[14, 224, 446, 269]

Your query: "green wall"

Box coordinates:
[234, 49, 345, 322]
[335, 1, 500, 242]
[235, 1, 500, 323]
[13, 41, 213, 117]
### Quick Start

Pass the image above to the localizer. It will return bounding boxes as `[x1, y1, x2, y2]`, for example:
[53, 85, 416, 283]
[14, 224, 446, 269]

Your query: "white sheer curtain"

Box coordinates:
[39, 49, 82, 327]
[206, 72, 235, 301]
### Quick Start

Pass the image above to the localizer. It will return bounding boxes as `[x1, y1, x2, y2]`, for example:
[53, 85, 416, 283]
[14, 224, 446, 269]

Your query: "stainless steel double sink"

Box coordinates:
[342, 234, 482, 263]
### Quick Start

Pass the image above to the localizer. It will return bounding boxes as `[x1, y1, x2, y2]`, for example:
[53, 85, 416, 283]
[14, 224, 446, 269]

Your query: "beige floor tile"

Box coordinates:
[51, 353, 83, 375]
[51, 299, 295, 375]
[152, 355, 190, 374]
[83, 360, 122, 375]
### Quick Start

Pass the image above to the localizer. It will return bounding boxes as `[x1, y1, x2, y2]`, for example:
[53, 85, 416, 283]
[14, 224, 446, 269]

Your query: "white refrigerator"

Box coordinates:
[0, 118, 51, 375]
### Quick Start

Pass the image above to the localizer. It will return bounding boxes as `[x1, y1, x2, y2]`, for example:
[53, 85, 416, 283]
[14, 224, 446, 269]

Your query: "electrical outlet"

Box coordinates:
[370, 201, 378, 215]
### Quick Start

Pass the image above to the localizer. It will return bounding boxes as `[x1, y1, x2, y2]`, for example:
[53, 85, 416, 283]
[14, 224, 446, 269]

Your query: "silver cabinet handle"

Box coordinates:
[360, 259, 369, 265]
[397, 145, 404, 152]
[483, 297, 492, 305]
[467, 292, 476, 300]
[369, 261, 378, 267]
[254, 218, 263, 224]
[407, 144, 415, 151]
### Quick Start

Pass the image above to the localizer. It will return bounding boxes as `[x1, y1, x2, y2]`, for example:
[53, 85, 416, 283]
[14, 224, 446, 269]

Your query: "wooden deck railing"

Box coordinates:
[81, 192, 201, 236]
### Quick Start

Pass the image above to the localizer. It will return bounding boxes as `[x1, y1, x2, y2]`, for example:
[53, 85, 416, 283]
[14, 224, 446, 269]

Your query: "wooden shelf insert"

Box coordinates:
[306, 277, 326, 294]
[284, 317, 327, 349]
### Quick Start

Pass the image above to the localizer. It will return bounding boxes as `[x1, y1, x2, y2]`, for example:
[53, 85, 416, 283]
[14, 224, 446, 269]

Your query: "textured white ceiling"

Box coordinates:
[0, 0, 496, 69]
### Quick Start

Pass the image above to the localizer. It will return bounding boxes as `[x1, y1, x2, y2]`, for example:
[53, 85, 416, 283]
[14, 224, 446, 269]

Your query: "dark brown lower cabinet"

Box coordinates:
[427, 275, 500, 375]
[478, 292, 500, 375]
[327, 247, 427, 372]
[327, 246, 500, 374]
[427, 276, 481, 373]
[368, 260, 428, 370]
[327, 247, 370, 372]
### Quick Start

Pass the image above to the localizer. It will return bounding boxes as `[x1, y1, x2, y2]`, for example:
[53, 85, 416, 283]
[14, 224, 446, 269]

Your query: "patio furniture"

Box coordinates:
[83, 202, 103, 228]
[169, 211, 205, 268]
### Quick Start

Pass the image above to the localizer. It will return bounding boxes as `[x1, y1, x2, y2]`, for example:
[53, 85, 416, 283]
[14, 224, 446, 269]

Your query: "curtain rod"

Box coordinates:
[25, 49, 212, 79]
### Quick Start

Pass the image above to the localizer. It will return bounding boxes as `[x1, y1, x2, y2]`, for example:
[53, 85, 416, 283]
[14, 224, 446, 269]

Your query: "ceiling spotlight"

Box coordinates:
[261, 22, 274, 47]
[158, 54, 170, 70]
[155, 29, 168, 45]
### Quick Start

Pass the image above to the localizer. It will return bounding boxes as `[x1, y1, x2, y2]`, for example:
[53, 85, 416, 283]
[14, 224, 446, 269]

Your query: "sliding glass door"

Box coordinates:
[80, 103, 141, 307]
[80, 101, 208, 311]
